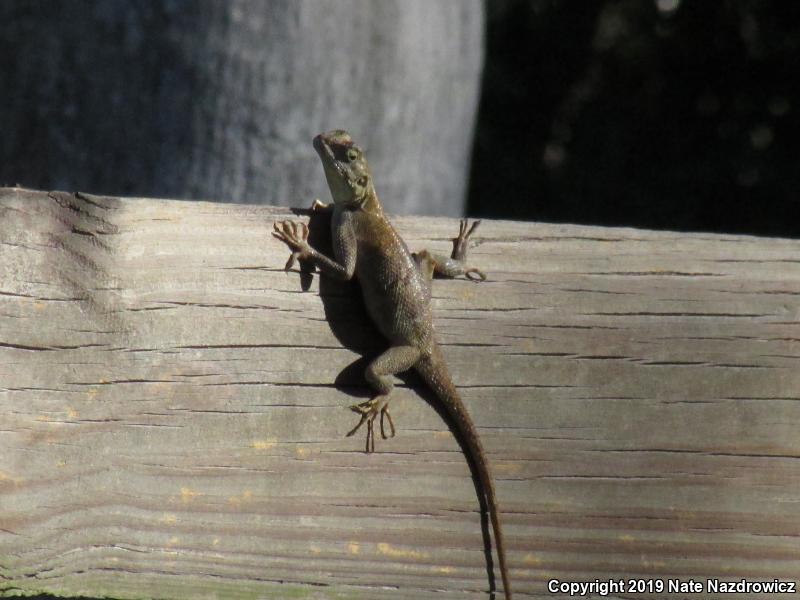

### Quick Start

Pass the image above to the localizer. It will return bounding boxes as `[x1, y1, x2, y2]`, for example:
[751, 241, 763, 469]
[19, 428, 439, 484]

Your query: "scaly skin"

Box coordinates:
[273, 130, 510, 599]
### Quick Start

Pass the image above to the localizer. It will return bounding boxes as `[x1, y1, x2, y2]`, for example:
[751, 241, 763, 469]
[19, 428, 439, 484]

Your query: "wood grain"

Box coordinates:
[1, 187, 799, 599]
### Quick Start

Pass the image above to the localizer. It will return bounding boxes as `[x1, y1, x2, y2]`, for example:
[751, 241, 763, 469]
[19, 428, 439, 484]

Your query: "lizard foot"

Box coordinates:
[452, 219, 486, 281]
[272, 220, 311, 270]
[346, 397, 395, 453]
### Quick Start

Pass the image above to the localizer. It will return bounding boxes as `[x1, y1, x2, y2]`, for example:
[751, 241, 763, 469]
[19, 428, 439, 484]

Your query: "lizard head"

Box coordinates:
[313, 130, 379, 211]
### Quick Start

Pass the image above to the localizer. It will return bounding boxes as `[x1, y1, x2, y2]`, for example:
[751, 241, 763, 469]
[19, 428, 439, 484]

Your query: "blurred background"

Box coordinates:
[1, 0, 798, 237]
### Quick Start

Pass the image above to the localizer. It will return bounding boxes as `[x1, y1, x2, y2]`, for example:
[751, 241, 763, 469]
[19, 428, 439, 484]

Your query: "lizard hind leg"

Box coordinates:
[412, 219, 486, 282]
[346, 344, 421, 453]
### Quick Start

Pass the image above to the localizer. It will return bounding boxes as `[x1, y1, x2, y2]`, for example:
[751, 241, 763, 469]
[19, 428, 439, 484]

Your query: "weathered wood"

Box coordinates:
[1, 187, 799, 599]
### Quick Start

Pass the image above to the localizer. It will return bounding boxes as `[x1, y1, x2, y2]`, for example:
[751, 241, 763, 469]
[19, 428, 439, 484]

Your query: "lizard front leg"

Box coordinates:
[413, 219, 486, 281]
[272, 211, 356, 281]
[347, 344, 421, 453]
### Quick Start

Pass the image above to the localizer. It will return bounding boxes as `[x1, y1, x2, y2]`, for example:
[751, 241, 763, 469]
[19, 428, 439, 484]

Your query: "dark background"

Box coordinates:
[471, 0, 800, 237]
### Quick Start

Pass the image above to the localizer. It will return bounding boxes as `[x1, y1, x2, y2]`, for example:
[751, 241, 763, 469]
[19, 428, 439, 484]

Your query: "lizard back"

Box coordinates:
[349, 209, 435, 348]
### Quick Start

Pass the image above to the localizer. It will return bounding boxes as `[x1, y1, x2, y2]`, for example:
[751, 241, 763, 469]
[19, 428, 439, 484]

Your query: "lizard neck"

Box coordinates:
[359, 189, 385, 217]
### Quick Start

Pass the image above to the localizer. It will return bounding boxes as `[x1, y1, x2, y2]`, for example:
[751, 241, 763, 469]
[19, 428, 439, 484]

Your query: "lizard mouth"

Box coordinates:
[312, 133, 328, 156]
[313, 134, 336, 165]
[313, 133, 348, 179]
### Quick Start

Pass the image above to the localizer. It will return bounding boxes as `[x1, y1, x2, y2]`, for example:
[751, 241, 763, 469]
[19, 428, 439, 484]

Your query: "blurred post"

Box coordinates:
[0, 0, 484, 216]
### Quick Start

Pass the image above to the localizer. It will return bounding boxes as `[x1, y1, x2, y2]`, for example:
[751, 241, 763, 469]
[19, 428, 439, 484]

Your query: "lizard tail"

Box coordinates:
[416, 345, 512, 600]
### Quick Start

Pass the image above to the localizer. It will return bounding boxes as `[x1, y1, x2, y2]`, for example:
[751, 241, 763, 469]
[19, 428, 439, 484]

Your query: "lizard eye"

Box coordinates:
[346, 148, 360, 161]
[356, 175, 369, 188]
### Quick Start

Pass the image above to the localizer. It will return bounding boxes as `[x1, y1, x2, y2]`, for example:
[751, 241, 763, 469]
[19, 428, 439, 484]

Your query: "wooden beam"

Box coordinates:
[1, 187, 799, 599]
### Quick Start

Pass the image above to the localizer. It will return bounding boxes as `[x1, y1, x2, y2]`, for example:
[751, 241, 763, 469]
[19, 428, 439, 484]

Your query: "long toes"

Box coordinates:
[349, 401, 372, 415]
[366, 419, 375, 453]
[346, 398, 388, 451]
[346, 413, 368, 437]
[380, 407, 396, 439]
[272, 222, 289, 242]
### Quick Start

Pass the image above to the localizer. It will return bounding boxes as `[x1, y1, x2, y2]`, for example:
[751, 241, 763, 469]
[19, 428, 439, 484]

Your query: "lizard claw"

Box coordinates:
[451, 219, 481, 262]
[310, 198, 332, 212]
[272, 220, 311, 270]
[346, 397, 394, 453]
[465, 267, 487, 282]
[380, 405, 395, 439]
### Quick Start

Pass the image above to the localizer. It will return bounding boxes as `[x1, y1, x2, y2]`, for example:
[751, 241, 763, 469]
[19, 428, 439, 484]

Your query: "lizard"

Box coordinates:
[272, 129, 511, 599]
